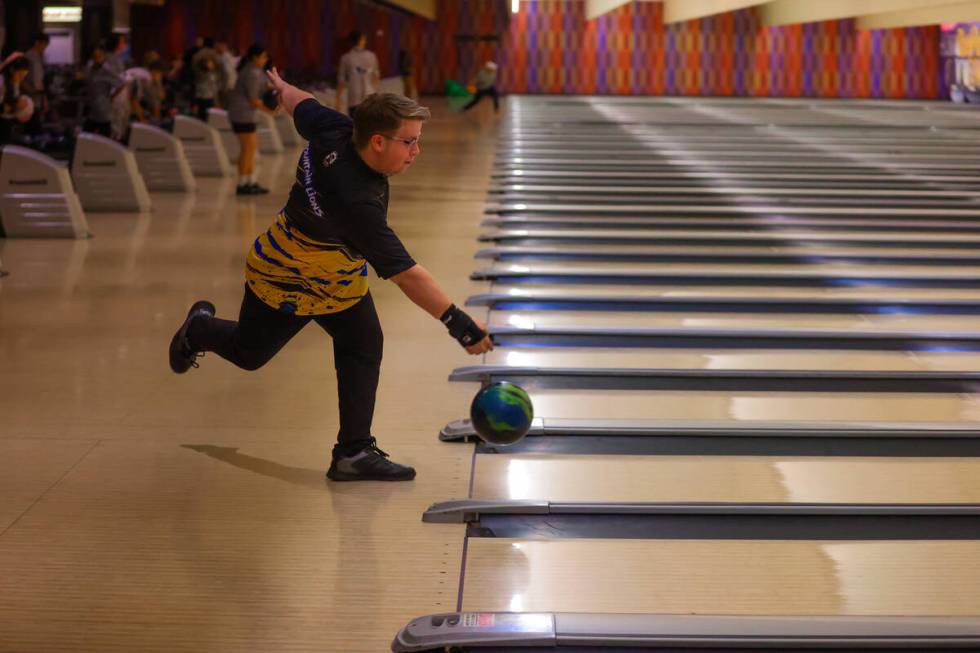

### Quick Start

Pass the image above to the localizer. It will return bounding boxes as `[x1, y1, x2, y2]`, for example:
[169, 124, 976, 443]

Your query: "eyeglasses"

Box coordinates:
[382, 134, 421, 147]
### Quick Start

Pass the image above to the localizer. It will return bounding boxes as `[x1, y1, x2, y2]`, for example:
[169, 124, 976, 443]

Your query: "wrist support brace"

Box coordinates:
[440, 304, 486, 348]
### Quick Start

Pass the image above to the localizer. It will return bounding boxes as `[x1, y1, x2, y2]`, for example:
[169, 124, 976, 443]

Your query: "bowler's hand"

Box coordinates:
[265, 66, 287, 94]
[466, 318, 494, 355]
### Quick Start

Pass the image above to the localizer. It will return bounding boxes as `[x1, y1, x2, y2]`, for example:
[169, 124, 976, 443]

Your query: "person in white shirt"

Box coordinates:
[462, 61, 500, 113]
[463, 61, 500, 113]
[216, 41, 237, 106]
[22, 33, 48, 132]
[336, 30, 379, 117]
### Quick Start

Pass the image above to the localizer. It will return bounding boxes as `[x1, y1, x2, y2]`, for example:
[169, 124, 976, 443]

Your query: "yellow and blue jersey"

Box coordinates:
[245, 212, 369, 315]
[245, 100, 417, 315]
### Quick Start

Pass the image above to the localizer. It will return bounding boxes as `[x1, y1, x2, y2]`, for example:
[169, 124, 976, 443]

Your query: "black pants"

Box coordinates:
[463, 86, 499, 112]
[188, 286, 383, 457]
[0, 118, 13, 146]
[25, 99, 43, 135]
[194, 98, 215, 123]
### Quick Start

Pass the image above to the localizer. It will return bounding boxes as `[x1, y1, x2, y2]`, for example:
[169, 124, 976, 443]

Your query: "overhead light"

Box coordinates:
[43, 6, 82, 23]
[511, 0, 520, 13]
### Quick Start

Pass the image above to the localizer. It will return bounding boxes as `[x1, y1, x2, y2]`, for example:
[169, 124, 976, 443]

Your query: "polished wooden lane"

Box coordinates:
[482, 282, 980, 300]
[487, 309, 980, 332]
[523, 388, 980, 423]
[465, 95, 980, 622]
[478, 243, 980, 258]
[472, 454, 980, 504]
[461, 538, 980, 615]
[481, 348, 980, 373]
[482, 261, 980, 277]
[480, 228, 980, 243]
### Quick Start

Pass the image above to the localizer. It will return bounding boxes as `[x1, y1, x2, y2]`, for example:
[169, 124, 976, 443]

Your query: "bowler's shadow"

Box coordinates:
[181, 444, 326, 489]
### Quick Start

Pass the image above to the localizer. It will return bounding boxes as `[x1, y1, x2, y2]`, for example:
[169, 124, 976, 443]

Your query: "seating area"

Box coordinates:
[1, 103, 305, 234]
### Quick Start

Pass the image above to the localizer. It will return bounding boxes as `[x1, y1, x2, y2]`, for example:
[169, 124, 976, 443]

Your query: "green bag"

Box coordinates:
[445, 80, 472, 97]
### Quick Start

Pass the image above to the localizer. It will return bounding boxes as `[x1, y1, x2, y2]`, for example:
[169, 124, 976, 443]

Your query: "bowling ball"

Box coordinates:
[469, 381, 534, 445]
[261, 89, 280, 111]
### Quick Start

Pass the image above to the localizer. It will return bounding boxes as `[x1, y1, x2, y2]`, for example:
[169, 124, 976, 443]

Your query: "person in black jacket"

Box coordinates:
[169, 68, 492, 482]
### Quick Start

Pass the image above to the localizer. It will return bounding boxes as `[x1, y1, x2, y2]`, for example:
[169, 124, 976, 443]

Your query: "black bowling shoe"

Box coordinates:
[169, 300, 215, 373]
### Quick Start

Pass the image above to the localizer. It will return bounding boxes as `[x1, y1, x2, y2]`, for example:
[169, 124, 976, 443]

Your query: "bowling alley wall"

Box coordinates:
[130, 0, 506, 97]
[132, 0, 943, 99]
[504, 2, 941, 98]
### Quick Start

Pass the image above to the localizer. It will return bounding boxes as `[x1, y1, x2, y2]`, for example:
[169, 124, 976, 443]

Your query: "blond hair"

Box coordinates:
[353, 93, 430, 149]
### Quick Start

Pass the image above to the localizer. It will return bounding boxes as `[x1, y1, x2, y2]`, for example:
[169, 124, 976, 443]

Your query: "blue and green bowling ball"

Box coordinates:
[469, 382, 534, 445]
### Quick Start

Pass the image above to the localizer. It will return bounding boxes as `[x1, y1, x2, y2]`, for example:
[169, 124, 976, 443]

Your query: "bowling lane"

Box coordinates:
[500, 140, 980, 150]
[496, 156, 980, 168]
[478, 244, 980, 262]
[481, 261, 980, 279]
[494, 203, 980, 218]
[471, 454, 980, 504]
[481, 348, 980, 373]
[482, 216, 980, 231]
[494, 156, 980, 171]
[479, 228, 980, 246]
[483, 260, 980, 276]
[477, 264, 980, 288]
[490, 184, 980, 199]
[523, 389, 980, 423]
[497, 147, 980, 159]
[488, 220, 980, 236]
[459, 94, 980, 621]
[460, 538, 980, 615]
[487, 310, 980, 332]
[478, 283, 980, 300]
[494, 170, 980, 185]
